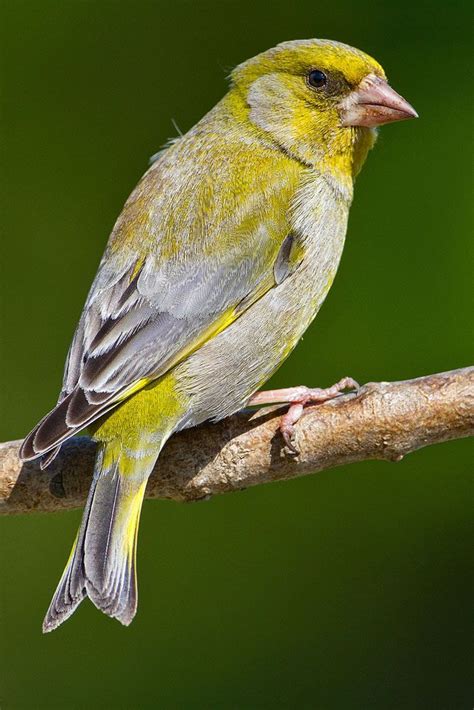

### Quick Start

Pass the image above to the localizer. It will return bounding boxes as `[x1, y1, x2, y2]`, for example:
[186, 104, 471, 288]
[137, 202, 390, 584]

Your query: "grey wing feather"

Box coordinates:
[75, 250, 263, 397]
[20, 232, 278, 462]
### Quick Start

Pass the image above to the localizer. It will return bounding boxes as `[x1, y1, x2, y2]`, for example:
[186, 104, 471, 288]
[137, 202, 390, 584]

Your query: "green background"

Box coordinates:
[1, 0, 472, 708]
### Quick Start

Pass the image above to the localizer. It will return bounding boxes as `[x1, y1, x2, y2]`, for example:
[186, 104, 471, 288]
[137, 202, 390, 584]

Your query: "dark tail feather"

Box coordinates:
[43, 444, 153, 632]
[42, 472, 100, 632]
[42, 540, 87, 632]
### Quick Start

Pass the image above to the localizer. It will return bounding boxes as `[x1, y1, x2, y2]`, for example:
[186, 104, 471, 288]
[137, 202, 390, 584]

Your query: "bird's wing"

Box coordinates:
[68, 231, 279, 407]
[20, 169, 301, 461]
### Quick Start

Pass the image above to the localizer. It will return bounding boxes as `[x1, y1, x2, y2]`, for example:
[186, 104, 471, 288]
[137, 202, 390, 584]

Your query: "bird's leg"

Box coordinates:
[248, 377, 359, 453]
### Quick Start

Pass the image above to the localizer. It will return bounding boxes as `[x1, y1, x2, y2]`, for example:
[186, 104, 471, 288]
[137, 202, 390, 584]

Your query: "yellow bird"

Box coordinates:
[20, 39, 417, 632]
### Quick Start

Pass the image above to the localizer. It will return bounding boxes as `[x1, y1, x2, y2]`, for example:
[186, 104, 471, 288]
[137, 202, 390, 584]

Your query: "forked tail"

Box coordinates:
[42, 442, 156, 633]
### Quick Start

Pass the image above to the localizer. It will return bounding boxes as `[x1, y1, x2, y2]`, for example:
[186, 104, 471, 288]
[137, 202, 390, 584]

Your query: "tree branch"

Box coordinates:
[1, 367, 472, 515]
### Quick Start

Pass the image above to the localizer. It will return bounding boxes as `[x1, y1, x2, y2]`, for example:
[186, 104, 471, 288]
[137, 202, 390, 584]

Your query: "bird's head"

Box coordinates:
[231, 39, 417, 182]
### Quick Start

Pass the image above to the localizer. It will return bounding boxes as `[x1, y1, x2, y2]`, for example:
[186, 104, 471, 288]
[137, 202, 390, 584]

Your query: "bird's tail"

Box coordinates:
[42, 441, 158, 633]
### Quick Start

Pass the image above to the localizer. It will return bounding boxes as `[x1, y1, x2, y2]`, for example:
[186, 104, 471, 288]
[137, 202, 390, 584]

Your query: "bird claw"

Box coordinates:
[270, 377, 360, 455]
[279, 401, 305, 454]
[281, 423, 299, 455]
[283, 433, 299, 455]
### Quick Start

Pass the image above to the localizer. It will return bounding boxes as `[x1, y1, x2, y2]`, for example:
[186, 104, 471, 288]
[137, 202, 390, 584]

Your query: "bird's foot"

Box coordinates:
[248, 377, 359, 454]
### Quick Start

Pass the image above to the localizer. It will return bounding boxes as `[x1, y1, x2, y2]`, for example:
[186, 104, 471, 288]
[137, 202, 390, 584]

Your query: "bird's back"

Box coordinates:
[20, 95, 306, 462]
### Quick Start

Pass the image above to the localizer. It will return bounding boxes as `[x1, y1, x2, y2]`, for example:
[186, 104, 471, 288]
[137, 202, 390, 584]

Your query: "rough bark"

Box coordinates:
[1, 367, 472, 515]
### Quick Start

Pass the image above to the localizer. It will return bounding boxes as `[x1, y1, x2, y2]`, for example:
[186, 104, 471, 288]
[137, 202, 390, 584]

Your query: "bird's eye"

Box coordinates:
[308, 69, 327, 89]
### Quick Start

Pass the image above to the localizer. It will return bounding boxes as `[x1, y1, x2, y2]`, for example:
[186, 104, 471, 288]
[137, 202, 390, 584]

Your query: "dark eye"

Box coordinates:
[308, 69, 327, 89]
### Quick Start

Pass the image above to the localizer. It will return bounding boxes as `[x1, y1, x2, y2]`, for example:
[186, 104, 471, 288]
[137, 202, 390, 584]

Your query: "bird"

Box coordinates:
[20, 39, 417, 632]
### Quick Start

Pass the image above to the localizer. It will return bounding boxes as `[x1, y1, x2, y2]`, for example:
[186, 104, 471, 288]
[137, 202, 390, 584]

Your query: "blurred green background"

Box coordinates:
[1, 0, 472, 708]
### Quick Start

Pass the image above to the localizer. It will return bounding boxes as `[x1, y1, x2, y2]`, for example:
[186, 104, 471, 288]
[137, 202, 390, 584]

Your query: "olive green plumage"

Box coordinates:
[19, 38, 415, 631]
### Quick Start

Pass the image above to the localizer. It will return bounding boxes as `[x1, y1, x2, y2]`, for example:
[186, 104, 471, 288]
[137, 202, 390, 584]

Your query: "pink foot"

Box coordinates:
[248, 377, 359, 453]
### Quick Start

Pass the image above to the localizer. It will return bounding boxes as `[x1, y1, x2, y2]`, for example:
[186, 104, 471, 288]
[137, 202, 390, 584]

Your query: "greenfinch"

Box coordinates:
[20, 39, 417, 632]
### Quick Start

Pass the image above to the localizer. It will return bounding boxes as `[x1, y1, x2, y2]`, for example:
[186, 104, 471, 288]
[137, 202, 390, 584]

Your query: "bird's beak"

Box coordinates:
[339, 73, 418, 128]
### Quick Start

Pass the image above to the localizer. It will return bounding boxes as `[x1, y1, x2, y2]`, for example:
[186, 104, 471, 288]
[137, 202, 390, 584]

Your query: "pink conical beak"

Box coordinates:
[340, 73, 418, 128]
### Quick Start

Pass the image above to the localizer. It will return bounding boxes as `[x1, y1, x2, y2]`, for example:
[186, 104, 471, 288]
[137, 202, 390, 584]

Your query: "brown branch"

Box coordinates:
[1, 367, 473, 515]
